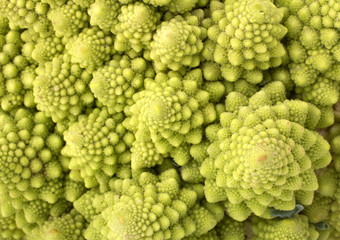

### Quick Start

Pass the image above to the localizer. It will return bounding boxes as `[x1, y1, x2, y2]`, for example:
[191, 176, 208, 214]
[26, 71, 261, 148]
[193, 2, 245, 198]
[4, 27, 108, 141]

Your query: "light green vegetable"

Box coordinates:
[0, 1, 339, 239]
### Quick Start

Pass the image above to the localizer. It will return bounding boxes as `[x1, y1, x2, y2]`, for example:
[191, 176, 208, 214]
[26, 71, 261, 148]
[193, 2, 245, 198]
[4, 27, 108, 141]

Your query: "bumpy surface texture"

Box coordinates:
[0, 0, 339, 239]
[202, 82, 331, 220]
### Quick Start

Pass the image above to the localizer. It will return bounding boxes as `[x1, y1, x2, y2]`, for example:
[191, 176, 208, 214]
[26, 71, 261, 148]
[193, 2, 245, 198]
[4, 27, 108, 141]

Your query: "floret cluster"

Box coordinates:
[0, 0, 339, 239]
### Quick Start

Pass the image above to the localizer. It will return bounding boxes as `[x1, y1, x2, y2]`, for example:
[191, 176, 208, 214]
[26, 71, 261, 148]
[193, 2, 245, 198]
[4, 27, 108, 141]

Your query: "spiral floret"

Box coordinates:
[278, 0, 340, 86]
[74, 189, 102, 222]
[150, 16, 205, 71]
[40, 0, 67, 8]
[0, 109, 65, 206]
[88, 0, 121, 32]
[330, 178, 340, 237]
[31, 36, 64, 64]
[30, 209, 87, 240]
[208, 0, 287, 84]
[0, 16, 9, 34]
[295, 77, 340, 107]
[125, 70, 216, 168]
[90, 55, 151, 114]
[215, 216, 245, 239]
[66, 27, 114, 72]
[0, 211, 25, 240]
[251, 215, 319, 240]
[303, 193, 332, 224]
[0, 0, 51, 34]
[48, 0, 89, 37]
[87, 169, 224, 240]
[143, 0, 171, 7]
[62, 108, 133, 189]
[73, 0, 95, 8]
[183, 214, 245, 240]
[201, 82, 331, 221]
[114, 2, 161, 52]
[163, 0, 198, 14]
[33, 53, 94, 123]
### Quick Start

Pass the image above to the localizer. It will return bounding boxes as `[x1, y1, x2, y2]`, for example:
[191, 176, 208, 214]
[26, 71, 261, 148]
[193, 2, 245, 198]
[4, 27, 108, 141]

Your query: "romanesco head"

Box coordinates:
[93, 169, 224, 240]
[66, 27, 114, 72]
[207, 0, 287, 84]
[278, 0, 340, 86]
[150, 16, 205, 71]
[126, 70, 216, 168]
[90, 55, 152, 114]
[251, 214, 319, 240]
[114, 2, 161, 52]
[33, 53, 94, 123]
[201, 82, 331, 221]
[88, 0, 120, 33]
[36, 209, 87, 240]
[48, 1, 89, 37]
[62, 108, 133, 189]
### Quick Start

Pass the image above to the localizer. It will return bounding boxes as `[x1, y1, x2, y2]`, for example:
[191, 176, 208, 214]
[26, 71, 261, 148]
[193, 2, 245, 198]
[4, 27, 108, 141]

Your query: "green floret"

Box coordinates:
[22, 199, 54, 224]
[41, 0, 68, 8]
[143, 0, 171, 7]
[150, 15, 205, 71]
[0, 211, 25, 240]
[66, 27, 114, 72]
[29, 209, 87, 240]
[328, 120, 340, 161]
[88, 0, 121, 33]
[215, 215, 245, 240]
[162, 0, 198, 14]
[316, 167, 338, 197]
[303, 193, 332, 224]
[207, 0, 287, 84]
[130, 133, 167, 170]
[263, 66, 295, 92]
[0, 26, 37, 112]
[143, 0, 198, 13]
[317, 105, 336, 129]
[48, 0, 89, 37]
[201, 82, 331, 221]
[31, 36, 64, 64]
[278, 0, 340, 86]
[63, 176, 86, 203]
[183, 215, 245, 240]
[0, 16, 9, 35]
[74, 189, 102, 222]
[86, 169, 224, 240]
[327, 122, 340, 235]
[250, 215, 319, 240]
[33, 53, 94, 123]
[125, 70, 217, 168]
[332, 136, 340, 155]
[114, 2, 161, 53]
[0, 0, 53, 38]
[334, 102, 340, 123]
[0, 109, 65, 204]
[180, 140, 209, 183]
[62, 108, 133, 189]
[231, 79, 260, 98]
[74, 186, 120, 240]
[330, 179, 340, 238]
[0, 0, 338, 238]
[182, 230, 218, 240]
[72, 0, 95, 7]
[90, 55, 153, 114]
